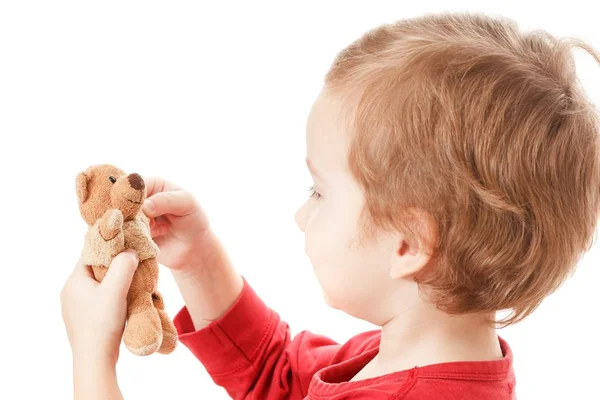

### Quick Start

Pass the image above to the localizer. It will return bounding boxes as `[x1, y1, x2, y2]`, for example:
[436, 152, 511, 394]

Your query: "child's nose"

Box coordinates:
[295, 206, 306, 233]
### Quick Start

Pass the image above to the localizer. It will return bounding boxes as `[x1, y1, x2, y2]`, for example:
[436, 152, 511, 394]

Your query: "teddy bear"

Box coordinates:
[75, 163, 177, 356]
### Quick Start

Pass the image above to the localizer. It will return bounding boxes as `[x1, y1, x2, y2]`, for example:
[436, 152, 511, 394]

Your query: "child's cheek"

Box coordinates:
[305, 202, 356, 283]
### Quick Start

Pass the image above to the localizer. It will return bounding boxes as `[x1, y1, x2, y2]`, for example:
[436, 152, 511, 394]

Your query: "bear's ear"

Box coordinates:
[76, 172, 89, 203]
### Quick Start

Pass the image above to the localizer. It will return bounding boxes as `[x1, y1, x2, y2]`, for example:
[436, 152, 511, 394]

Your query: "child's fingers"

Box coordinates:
[143, 190, 195, 218]
[71, 258, 96, 281]
[149, 217, 169, 238]
[101, 250, 139, 297]
[143, 176, 180, 198]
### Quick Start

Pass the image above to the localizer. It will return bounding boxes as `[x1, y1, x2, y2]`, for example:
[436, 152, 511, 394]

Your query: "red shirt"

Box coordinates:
[173, 277, 517, 399]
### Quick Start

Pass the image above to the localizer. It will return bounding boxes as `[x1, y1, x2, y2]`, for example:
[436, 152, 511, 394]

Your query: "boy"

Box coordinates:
[61, 11, 600, 399]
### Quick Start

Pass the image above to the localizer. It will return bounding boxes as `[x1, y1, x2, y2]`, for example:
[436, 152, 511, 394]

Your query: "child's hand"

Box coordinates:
[142, 177, 211, 271]
[60, 250, 139, 366]
[142, 176, 244, 329]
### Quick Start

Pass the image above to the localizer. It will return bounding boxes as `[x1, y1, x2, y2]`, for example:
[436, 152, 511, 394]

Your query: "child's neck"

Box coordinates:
[351, 302, 503, 381]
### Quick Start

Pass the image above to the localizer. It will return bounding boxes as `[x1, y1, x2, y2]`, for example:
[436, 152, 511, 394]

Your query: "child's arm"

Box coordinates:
[170, 228, 245, 332]
[73, 356, 123, 400]
[60, 251, 139, 400]
[173, 263, 346, 399]
[142, 177, 365, 399]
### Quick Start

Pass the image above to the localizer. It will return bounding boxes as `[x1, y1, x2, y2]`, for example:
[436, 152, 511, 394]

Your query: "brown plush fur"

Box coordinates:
[76, 164, 177, 356]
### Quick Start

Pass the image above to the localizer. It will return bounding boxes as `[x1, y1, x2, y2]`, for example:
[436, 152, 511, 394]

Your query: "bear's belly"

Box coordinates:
[81, 220, 125, 267]
[123, 219, 159, 261]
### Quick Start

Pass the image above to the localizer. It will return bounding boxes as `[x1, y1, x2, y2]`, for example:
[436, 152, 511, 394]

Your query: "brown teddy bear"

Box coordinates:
[75, 164, 177, 356]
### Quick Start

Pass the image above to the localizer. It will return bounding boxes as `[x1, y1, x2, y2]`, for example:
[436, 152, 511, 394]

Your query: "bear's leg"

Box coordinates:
[123, 258, 162, 356]
[151, 291, 178, 354]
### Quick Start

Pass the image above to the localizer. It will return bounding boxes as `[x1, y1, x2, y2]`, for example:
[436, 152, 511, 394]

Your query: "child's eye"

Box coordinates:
[308, 185, 321, 200]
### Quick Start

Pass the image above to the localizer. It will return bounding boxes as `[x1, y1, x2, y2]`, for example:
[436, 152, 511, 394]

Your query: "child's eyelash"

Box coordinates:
[308, 186, 321, 200]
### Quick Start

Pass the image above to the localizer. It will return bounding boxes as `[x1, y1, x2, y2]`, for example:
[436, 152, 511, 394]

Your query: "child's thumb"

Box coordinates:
[102, 249, 139, 297]
[143, 190, 195, 218]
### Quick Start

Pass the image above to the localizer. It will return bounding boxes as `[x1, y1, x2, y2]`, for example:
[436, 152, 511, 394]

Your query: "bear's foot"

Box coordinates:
[156, 309, 177, 354]
[123, 307, 162, 356]
[151, 291, 177, 354]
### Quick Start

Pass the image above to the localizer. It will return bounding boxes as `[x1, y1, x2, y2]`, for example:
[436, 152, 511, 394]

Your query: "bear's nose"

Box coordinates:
[128, 173, 145, 190]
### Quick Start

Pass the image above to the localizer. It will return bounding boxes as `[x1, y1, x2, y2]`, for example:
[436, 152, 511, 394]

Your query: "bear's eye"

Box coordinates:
[108, 176, 117, 184]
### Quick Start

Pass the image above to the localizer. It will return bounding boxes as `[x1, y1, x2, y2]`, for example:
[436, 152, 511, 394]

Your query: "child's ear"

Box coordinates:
[389, 208, 438, 280]
[390, 239, 431, 280]
[76, 172, 89, 203]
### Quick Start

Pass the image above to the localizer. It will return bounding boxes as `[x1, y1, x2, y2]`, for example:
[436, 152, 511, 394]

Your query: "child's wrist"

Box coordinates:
[173, 230, 231, 279]
[72, 345, 117, 371]
[73, 351, 120, 399]
[170, 261, 206, 285]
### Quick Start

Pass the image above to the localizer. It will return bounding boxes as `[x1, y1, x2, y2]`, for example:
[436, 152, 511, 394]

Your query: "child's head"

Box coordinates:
[295, 11, 600, 328]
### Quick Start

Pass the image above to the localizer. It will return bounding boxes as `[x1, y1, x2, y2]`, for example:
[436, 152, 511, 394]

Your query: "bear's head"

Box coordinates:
[76, 164, 147, 225]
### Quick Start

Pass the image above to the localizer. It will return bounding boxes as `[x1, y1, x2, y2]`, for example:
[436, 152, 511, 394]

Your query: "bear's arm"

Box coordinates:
[81, 209, 125, 267]
[98, 209, 124, 241]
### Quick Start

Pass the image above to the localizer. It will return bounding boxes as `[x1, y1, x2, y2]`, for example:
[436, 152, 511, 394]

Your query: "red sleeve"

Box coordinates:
[173, 276, 341, 399]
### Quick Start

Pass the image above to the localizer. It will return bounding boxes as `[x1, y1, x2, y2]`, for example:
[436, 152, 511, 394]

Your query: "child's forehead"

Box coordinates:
[306, 92, 347, 143]
[306, 94, 326, 132]
[305, 92, 352, 178]
[307, 91, 340, 124]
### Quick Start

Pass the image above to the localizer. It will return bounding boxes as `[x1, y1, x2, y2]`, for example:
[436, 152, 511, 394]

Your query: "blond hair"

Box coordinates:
[325, 11, 600, 327]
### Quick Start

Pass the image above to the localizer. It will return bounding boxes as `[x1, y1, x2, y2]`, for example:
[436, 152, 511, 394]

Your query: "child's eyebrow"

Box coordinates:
[305, 158, 323, 179]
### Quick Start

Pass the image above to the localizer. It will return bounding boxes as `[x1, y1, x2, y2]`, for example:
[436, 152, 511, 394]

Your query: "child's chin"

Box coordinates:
[322, 291, 338, 310]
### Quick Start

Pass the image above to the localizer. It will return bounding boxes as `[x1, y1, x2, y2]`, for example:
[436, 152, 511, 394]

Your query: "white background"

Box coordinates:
[1, 1, 599, 399]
